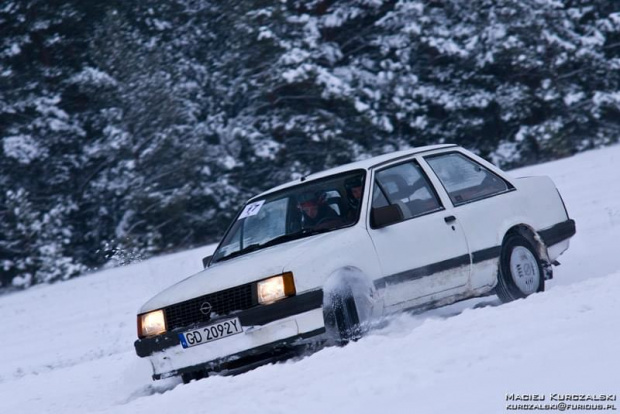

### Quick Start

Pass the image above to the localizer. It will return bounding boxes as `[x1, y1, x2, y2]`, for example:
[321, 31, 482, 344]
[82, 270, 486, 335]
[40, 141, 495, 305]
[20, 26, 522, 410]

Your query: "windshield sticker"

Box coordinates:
[238, 200, 265, 220]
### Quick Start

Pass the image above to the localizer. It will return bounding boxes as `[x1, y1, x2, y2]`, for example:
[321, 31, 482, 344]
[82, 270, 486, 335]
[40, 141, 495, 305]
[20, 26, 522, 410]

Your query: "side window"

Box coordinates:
[426, 153, 510, 205]
[371, 183, 389, 209]
[373, 162, 442, 220]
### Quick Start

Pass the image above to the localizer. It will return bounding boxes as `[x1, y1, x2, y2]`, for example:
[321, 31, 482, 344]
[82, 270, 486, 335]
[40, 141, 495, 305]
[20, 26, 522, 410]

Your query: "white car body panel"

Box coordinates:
[547, 239, 570, 261]
[272, 225, 382, 293]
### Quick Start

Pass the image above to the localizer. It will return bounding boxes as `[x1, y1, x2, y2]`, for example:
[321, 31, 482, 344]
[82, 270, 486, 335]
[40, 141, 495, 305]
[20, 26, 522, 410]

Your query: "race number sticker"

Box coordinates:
[238, 200, 265, 220]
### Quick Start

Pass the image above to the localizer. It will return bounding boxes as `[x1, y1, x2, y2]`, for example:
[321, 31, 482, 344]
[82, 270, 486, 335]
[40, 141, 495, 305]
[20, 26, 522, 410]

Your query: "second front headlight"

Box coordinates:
[257, 272, 296, 305]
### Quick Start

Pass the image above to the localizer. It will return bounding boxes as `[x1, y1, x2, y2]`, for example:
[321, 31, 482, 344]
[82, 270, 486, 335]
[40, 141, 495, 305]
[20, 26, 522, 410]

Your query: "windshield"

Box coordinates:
[212, 170, 366, 263]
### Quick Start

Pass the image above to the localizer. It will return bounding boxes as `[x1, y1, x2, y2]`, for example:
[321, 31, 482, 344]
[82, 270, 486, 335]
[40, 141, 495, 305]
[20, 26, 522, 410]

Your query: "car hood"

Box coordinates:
[139, 232, 336, 313]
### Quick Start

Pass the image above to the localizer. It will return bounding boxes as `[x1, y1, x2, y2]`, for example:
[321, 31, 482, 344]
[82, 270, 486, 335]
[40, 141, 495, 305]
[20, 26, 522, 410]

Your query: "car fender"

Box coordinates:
[493, 175, 570, 264]
[281, 226, 382, 292]
[501, 175, 568, 241]
[512, 176, 569, 226]
[497, 221, 552, 264]
[323, 266, 383, 325]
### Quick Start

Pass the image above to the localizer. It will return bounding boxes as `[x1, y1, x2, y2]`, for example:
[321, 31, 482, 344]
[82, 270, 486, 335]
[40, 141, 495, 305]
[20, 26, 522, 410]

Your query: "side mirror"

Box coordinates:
[202, 255, 213, 268]
[371, 204, 403, 228]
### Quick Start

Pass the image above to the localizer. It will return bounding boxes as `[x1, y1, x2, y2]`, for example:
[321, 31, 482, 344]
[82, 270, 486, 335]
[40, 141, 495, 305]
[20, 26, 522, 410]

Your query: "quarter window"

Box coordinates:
[373, 162, 442, 220]
[426, 152, 510, 205]
[371, 183, 389, 209]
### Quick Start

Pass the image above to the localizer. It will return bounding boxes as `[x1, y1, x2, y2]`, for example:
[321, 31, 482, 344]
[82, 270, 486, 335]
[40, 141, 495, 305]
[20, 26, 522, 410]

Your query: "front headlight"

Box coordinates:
[137, 309, 167, 338]
[257, 272, 296, 305]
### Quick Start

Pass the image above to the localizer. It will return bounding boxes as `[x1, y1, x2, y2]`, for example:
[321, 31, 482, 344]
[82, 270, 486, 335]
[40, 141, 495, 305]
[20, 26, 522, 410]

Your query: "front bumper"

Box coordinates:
[135, 289, 325, 379]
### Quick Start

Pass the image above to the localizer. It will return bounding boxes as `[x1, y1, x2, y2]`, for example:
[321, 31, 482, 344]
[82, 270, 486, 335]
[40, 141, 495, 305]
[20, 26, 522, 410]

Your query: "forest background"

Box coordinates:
[1, 0, 619, 288]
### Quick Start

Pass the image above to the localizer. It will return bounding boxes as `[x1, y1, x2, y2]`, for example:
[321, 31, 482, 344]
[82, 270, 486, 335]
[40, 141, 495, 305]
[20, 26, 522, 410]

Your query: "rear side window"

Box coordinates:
[373, 162, 442, 220]
[426, 152, 510, 206]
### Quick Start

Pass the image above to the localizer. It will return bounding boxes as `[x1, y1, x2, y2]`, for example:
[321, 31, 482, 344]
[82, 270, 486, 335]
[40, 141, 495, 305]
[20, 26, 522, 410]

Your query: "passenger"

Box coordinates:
[344, 176, 364, 222]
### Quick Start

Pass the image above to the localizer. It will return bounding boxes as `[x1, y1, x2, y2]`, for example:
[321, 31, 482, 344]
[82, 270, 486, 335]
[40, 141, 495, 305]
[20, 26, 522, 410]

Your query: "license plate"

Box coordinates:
[178, 318, 243, 349]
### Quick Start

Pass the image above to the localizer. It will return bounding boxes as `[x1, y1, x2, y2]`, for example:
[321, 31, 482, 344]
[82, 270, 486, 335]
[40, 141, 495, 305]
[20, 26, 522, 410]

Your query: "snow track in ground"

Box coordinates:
[1, 145, 619, 414]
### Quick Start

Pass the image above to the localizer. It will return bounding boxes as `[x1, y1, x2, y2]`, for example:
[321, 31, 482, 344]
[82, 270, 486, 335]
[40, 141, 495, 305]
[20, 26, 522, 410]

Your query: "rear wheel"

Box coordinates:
[495, 234, 545, 303]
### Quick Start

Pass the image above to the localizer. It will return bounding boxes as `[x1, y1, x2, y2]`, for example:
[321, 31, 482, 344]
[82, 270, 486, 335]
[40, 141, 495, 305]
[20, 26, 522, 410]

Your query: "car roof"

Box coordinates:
[251, 144, 457, 200]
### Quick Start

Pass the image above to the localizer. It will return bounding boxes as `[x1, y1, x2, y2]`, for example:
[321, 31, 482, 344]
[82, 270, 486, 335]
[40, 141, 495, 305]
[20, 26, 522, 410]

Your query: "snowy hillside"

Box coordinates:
[1, 145, 619, 414]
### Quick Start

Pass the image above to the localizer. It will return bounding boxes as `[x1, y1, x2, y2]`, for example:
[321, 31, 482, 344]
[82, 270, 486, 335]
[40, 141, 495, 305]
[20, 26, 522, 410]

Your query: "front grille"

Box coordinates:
[164, 284, 255, 331]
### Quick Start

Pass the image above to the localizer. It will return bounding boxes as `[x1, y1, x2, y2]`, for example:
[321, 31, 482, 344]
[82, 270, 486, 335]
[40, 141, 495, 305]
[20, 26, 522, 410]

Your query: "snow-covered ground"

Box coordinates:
[1, 145, 619, 414]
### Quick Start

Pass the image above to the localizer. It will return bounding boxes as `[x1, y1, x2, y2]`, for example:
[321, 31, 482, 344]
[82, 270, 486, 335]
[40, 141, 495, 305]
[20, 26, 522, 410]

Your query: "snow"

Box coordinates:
[7, 43, 21, 56]
[2, 135, 43, 164]
[564, 91, 585, 106]
[257, 27, 274, 41]
[1, 144, 620, 413]
[69, 67, 118, 88]
[355, 99, 370, 112]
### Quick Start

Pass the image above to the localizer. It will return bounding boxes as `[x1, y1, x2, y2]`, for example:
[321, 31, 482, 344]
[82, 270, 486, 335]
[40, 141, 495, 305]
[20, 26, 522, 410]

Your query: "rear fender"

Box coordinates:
[504, 224, 551, 263]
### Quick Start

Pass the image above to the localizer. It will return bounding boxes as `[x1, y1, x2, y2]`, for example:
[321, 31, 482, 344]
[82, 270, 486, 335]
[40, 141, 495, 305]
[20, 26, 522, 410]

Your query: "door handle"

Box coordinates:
[444, 215, 456, 224]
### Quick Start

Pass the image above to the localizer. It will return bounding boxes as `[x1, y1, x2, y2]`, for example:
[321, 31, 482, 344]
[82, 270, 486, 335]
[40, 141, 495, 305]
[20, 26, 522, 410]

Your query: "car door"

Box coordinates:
[422, 150, 517, 290]
[368, 158, 471, 311]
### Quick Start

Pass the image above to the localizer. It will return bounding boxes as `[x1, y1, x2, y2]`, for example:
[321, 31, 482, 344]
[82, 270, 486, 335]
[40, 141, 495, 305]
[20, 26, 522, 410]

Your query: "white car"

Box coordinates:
[134, 144, 575, 382]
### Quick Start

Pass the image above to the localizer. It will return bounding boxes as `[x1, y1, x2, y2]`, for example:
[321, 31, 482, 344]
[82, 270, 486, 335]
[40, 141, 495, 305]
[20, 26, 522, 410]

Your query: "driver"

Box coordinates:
[298, 192, 338, 229]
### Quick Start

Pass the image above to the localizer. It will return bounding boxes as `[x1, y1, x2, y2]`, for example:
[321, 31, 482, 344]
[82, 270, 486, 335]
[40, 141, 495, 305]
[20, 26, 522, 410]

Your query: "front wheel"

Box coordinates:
[495, 234, 545, 303]
[323, 289, 362, 346]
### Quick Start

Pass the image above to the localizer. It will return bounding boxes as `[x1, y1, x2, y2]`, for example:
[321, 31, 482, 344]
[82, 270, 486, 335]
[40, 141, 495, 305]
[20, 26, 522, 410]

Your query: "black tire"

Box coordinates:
[181, 370, 206, 384]
[181, 373, 193, 384]
[495, 233, 545, 303]
[324, 289, 362, 346]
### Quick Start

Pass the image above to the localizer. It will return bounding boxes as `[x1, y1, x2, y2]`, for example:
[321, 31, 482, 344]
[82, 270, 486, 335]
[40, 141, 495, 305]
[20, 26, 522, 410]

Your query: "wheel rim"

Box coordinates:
[509, 246, 540, 295]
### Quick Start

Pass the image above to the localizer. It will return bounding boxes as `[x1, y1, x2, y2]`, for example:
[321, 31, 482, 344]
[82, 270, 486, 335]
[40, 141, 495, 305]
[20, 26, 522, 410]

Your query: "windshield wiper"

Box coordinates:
[216, 243, 264, 263]
[258, 228, 331, 249]
[215, 228, 334, 263]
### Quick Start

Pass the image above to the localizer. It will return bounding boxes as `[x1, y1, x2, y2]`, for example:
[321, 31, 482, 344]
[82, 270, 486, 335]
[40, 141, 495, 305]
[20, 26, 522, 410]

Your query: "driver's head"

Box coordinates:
[300, 200, 318, 218]
[298, 192, 319, 219]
